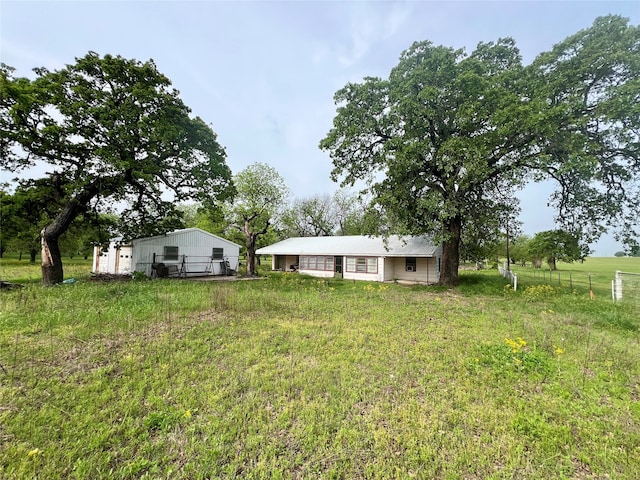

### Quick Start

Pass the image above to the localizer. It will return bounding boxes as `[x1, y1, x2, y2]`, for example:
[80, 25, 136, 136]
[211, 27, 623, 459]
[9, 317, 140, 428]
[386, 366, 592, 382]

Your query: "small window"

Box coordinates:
[212, 248, 224, 259]
[406, 257, 417, 272]
[164, 246, 179, 261]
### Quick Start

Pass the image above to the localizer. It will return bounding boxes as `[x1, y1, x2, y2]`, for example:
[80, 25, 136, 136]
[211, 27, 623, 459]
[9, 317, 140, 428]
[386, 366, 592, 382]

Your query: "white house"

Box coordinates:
[256, 235, 442, 284]
[93, 228, 241, 278]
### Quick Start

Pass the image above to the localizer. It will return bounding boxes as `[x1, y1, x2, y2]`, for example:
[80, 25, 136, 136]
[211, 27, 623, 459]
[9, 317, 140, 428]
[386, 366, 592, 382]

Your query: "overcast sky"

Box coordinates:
[2, 1, 638, 255]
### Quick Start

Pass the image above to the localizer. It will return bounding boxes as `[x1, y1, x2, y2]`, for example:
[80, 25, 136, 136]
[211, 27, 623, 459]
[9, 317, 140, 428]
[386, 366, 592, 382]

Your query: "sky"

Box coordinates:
[1, 0, 638, 255]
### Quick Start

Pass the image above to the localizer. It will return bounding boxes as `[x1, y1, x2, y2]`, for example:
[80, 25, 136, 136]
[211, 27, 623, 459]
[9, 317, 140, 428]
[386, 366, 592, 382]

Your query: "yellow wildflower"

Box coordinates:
[28, 448, 41, 457]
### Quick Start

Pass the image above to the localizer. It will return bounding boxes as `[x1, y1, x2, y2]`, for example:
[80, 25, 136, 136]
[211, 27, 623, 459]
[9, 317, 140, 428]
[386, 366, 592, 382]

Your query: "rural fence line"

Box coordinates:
[506, 266, 640, 304]
[498, 264, 518, 291]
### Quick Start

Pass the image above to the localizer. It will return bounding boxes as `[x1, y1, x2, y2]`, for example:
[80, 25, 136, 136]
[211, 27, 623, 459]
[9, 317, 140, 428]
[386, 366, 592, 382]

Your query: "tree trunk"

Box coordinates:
[241, 216, 269, 277]
[38, 178, 107, 285]
[243, 218, 258, 277]
[41, 228, 64, 285]
[29, 249, 37, 264]
[40, 198, 90, 285]
[245, 231, 257, 277]
[439, 215, 462, 286]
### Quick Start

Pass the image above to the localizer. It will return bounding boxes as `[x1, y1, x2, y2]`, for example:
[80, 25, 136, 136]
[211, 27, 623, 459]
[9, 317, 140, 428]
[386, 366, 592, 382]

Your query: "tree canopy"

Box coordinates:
[528, 230, 586, 270]
[1, 52, 233, 284]
[320, 16, 639, 286]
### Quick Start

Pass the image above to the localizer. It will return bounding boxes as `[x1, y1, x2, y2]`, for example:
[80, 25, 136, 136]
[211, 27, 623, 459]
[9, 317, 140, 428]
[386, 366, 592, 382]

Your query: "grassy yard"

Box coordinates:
[0, 258, 639, 479]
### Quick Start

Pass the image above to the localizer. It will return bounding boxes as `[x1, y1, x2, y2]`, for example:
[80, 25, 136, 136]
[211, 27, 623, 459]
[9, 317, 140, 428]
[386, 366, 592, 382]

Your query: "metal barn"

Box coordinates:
[93, 228, 241, 278]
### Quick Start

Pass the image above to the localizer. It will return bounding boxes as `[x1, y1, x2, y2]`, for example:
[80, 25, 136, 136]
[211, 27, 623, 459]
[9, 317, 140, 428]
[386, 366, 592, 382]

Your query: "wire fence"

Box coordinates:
[505, 265, 640, 304]
[613, 271, 640, 306]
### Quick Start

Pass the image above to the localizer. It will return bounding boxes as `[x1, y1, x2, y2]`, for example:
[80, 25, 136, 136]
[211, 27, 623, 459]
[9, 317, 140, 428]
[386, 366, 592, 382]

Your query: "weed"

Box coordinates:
[521, 284, 559, 300]
[476, 337, 555, 377]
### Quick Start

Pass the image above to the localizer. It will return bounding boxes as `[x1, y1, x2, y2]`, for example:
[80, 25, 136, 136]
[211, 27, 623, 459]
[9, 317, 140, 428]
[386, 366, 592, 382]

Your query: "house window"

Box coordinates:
[164, 246, 179, 261]
[406, 257, 417, 272]
[212, 247, 224, 259]
[325, 256, 334, 271]
[346, 256, 377, 274]
[299, 255, 334, 271]
[308, 256, 317, 270]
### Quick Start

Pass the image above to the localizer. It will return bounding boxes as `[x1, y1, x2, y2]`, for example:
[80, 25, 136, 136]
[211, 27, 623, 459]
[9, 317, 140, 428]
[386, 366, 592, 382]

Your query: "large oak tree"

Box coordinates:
[320, 16, 639, 286]
[1, 52, 233, 284]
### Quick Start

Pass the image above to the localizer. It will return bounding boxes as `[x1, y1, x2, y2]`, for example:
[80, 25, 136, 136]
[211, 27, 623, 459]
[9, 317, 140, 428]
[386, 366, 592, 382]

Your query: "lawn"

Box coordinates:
[0, 258, 638, 479]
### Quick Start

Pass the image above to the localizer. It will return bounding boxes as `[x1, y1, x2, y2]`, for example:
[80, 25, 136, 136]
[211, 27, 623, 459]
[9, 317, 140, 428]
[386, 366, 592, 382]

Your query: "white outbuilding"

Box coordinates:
[92, 228, 241, 278]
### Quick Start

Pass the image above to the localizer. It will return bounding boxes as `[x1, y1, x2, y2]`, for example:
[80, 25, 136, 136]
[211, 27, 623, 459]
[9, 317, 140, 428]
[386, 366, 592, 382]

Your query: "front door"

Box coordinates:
[334, 256, 343, 274]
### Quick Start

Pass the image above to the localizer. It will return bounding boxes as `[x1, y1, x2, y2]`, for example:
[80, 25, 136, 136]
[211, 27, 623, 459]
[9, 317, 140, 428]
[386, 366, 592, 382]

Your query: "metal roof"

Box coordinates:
[132, 228, 242, 249]
[256, 235, 440, 257]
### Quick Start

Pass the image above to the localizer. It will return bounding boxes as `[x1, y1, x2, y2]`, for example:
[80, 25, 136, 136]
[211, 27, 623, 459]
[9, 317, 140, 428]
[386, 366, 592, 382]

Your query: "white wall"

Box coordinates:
[299, 268, 335, 278]
[384, 257, 440, 284]
[131, 230, 240, 277]
[92, 243, 132, 274]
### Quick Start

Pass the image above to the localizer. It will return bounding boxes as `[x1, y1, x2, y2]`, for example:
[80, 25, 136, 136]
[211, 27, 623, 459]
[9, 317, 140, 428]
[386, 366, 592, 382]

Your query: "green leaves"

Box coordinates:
[321, 16, 640, 284]
[1, 52, 234, 282]
[227, 163, 289, 276]
[528, 230, 587, 269]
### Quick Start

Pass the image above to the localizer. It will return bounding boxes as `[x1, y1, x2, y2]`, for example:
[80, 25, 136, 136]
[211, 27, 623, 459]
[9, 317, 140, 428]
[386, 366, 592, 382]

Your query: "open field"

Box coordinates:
[507, 257, 640, 300]
[0, 258, 639, 479]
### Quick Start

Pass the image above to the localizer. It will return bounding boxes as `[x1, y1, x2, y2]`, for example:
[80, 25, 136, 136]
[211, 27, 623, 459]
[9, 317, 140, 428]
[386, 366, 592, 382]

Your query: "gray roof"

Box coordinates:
[132, 228, 242, 248]
[256, 235, 440, 257]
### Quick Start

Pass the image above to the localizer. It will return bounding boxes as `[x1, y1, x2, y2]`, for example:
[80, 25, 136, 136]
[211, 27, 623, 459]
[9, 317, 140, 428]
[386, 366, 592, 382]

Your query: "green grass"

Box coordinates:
[0, 255, 93, 284]
[508, 256, 640, 298]
[0, 260, 639, 479]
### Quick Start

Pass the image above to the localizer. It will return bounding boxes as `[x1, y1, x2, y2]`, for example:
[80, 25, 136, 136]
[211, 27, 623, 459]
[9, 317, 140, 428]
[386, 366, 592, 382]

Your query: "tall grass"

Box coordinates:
[0, 261, 638, 479]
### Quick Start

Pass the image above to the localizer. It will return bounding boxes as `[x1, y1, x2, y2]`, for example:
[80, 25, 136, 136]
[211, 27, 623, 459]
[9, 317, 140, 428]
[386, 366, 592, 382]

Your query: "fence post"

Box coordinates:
[615, 270, 623, 301]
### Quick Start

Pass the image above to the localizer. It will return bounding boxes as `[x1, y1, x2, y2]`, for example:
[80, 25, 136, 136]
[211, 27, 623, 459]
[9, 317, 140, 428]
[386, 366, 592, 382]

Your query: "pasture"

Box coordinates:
[0, 257, 638, 479]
